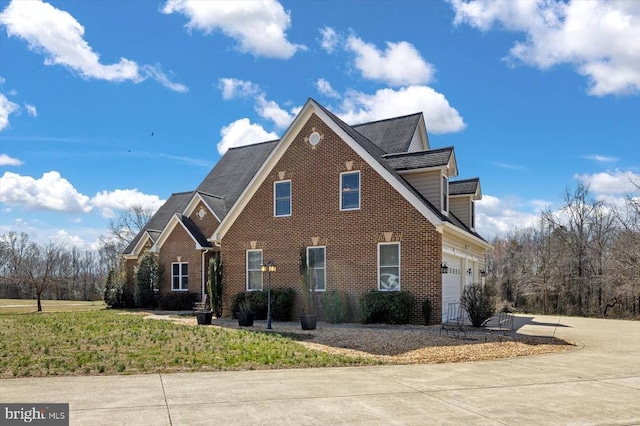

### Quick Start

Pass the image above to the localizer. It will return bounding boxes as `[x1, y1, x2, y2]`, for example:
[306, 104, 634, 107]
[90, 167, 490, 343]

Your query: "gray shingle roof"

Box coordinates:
[179, 215, 213, 248]
[450, 178, 479, 196]
[352, 113, 422, 154]
[123, 191, 194, 254]
[197, 192, 227, 221]
[197, 140, 278, 215]
[382, 148, 453, 171]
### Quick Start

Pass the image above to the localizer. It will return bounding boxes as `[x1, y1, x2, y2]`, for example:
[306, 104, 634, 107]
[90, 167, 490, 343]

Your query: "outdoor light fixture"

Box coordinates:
[467, 268, 473, 276]
[261, 260, 277, 329]
[441, 262, 449, 274]
[480, 269, 486, 277]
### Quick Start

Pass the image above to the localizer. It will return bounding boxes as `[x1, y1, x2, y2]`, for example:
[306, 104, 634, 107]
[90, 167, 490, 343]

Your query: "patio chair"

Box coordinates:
[440, 302, 466, 338]
[192, 294, 208, 312]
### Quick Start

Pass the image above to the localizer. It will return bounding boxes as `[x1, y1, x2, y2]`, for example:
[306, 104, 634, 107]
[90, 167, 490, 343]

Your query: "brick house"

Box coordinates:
[123, 98, 490, 323]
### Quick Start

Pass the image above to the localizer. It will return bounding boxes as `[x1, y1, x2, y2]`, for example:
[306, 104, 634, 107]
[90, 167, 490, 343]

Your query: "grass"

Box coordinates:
[0, 299, 106, 314]
[0, 304, 379, 378]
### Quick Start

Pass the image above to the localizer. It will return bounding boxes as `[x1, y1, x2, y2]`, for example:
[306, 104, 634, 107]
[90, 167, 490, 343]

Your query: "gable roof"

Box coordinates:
[450, 178, 481, 198]
[151, 213, 214, 253]
[382, 147, 454, 171]
[123, 191, 194, 255]
[196, 140, 278, 217]
[352, 113, 424, 154]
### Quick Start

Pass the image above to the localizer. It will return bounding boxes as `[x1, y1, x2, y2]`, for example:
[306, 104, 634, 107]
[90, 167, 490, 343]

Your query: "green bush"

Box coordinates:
[359, 291, 415, 324]
[104, 268, 126, 308]
[422, 298, 432, 325]
[321, 290, 351, 323]
[460, 283, 497, 327]
[158, 292, 198, 310]
[271, 288, 295, 321]
[231, 289, 295, 321]
[135, 253, 162, 309]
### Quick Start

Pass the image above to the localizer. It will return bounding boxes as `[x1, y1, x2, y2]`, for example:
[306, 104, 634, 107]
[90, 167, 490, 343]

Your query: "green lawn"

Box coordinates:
[0, 299, 106, 314]
[0, 307, 378, 378]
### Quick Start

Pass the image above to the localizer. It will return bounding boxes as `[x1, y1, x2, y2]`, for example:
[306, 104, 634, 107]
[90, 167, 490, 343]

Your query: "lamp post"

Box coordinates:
[261, 260, 277, 330]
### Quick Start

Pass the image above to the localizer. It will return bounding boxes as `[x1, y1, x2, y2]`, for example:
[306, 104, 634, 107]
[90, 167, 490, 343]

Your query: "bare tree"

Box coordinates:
[105, 204, 154, 250]
[23, 242, 65, 311]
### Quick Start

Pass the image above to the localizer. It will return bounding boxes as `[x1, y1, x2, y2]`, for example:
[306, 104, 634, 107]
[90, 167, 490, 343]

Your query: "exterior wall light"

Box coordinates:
[260, 260, 277, 329]
[441, 262, 449, 274]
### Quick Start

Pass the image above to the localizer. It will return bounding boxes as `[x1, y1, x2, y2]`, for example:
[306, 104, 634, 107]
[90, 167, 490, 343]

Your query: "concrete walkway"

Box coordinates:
[1, 315, 639, 425]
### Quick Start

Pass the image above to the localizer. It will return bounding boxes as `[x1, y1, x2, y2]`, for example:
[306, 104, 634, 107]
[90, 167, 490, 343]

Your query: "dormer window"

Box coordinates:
[442, 174, 448, 214]
[471, 200, 475, 230]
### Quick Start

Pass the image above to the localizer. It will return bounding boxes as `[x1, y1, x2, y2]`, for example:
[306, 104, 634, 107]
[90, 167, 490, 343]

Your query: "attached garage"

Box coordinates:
[442, 255, 463, 316]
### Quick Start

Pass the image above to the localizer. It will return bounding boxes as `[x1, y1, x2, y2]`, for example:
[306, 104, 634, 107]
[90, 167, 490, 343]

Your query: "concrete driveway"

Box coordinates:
[1, 314, 639, 425]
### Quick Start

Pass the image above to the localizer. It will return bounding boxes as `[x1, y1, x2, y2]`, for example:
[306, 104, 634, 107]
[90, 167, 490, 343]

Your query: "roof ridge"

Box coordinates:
[227, 139, 279, 151]
[382, 147, 453, 158]
[197, 191, 225, 200]
[351, 111, 422, 128]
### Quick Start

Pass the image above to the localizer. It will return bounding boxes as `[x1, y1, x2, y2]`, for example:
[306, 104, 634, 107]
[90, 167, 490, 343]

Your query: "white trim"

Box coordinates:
[128, 231, 153, 257]
[306, 246, 326, 291]
[151, 214, 206, 253]
[378, 242, 401, 291]
[184, 192, 221, 223]
[246, 249, 263, 291]
[273, 180, 292, 217]
[171, 262, 189, 291]
[339, 170, 361, 211]
[441, 174, 449, 215]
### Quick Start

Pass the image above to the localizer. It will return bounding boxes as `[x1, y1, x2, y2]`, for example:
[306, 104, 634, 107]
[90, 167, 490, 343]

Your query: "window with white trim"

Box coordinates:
[171, 262, 188, 291]
[307, 246, 326, 291]
[340, 171, 360, 210]
[246, 250, 263, 291]
[274, 180, 291, 217]
[378, 243, 400, 291]
[471, 200, 475, 229]
[442, 174, 449, 214]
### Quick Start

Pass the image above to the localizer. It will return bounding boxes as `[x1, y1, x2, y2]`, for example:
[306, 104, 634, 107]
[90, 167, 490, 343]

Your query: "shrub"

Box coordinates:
[359, 291, 415, 324]
[271, 288, 295, 321]
[104, 268, 126, 308]
[422, 298, 432, 325]
[231, 290, 294, 321]
[322, 290, 351, 323]
[207, 256, 223, 317]
[158, 292, 198, 310]
[135, 253, 162, 309]
[460, 283, 497, 327]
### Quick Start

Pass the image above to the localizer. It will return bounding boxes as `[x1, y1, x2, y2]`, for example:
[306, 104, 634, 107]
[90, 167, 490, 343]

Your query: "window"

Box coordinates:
[274, 180, 291, 217]
[442, 174, 449, 213]
[246, 250, 263, 291]
[340, 171, 360, 210]
[307, 246, 326, 291]
[471, 200, 475, 229]
[171, 262, 188, 291]
[378, 243, 400, 291]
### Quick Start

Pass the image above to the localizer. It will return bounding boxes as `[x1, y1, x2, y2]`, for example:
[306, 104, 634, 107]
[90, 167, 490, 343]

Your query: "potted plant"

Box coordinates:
[195, 300, 213, 325]
[236, 298, 255, 327]
[299, 246, 318, 330]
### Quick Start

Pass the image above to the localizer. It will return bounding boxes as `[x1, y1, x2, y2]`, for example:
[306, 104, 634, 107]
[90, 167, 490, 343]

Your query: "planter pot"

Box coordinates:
[236, 312, 255, 327]
[196, 311, 213, 325]
[299, 314, 318, 330]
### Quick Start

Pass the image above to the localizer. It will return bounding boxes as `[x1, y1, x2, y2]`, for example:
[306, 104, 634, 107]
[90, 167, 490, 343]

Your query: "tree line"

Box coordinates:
[486, 183, 639, 318]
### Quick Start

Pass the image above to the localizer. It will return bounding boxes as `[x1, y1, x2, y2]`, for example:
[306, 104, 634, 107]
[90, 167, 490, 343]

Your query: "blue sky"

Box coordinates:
[0, 0, 639, 250]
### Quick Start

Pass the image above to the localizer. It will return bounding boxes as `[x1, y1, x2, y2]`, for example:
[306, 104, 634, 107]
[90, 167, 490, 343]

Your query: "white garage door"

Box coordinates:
[442, 255, 463, 316]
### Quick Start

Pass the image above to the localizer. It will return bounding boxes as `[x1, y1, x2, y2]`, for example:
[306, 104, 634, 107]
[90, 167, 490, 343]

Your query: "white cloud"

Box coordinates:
[0, 171, 92, 213]
[0, 153, 23, 166]
[315, 78, 340, 99]
[582, 154, 618, 163]
[218, 78, 261, 100]
[574, 169, 640, 196]
[449, 0, 640, 96]
[319, 26, 339, 53]
[24, 103, 37, 117]
[0, 93, 18, 131]
[0, 0, 186, 92]
[49, 229, 85, 249]
[91, 189, 165, 218]
[217, 118, 279, 155]
[255, 94, 295, 129]
[338, 86, 465, 134]
[346, 36, 435, 86]
[475, 194, 540, 238]
[161, 0, 304, 59]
